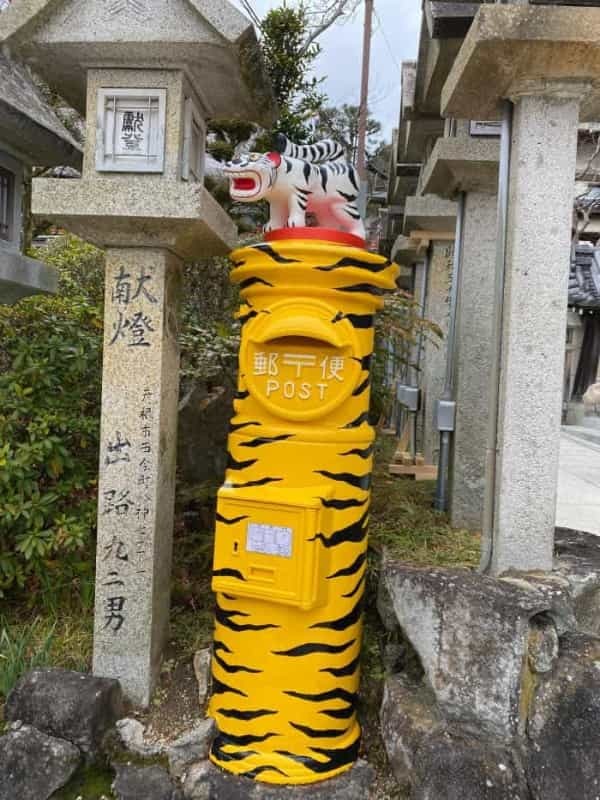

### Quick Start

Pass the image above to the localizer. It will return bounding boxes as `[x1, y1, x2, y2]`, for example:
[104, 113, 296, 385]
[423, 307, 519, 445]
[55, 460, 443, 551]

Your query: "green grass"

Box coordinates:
[0, 607, 93, 720]
[51, 764, 115, 800]
[0, 617, 56, 700]
[369, 435, 481, 568]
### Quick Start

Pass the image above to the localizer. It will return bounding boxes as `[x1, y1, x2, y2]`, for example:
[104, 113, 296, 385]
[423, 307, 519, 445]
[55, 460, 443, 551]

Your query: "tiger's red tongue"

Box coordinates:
[233, 177, 256, 191]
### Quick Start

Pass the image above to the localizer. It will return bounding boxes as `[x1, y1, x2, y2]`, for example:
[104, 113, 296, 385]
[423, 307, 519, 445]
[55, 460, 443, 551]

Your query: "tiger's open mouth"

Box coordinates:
[226, 170, 262, 199]
[233, 177, 256, 191]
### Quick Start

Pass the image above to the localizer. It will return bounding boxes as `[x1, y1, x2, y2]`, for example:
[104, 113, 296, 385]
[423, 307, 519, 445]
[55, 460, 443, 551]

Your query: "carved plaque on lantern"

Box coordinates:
[96, 88, 166, 173]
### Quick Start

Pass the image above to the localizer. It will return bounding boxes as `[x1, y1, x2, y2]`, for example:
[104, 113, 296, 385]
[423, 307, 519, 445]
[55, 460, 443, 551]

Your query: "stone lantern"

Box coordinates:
[0, 51, 81, 303]
[0, 0, 275, 705]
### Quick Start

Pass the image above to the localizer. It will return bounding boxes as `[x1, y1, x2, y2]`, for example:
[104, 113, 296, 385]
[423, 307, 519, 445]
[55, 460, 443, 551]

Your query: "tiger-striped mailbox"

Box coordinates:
[208, 135, 398, 784]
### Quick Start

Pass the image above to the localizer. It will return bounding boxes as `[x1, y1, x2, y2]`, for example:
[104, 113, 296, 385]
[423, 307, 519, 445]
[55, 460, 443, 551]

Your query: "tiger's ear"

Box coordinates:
[266, 151, 282, 167]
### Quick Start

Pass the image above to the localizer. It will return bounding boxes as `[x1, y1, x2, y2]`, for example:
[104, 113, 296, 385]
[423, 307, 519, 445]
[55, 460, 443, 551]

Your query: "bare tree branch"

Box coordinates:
[298, 0, 361, 56]
[578, 131, 600, 182]
[572, 195, 600, 253]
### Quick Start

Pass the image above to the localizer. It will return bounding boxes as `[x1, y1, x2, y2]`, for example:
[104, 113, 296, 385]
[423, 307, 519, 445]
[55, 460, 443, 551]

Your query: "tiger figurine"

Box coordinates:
[223, 133, 365, 240]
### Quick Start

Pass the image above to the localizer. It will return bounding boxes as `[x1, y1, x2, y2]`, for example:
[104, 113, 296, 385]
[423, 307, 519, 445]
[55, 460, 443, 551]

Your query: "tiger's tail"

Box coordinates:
[273, 133, 346, 163]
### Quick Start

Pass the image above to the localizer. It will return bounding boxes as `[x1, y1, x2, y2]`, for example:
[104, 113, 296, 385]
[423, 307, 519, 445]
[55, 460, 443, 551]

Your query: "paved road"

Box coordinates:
[556, 427, 600, 535]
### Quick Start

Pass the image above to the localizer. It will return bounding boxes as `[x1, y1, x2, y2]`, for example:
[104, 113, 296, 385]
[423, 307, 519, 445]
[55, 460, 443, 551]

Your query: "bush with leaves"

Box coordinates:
[259, 4, 326, 142]
[0, 237, 104, 598]
[371, 289, 442, 423]
[178, 258, 241, 409]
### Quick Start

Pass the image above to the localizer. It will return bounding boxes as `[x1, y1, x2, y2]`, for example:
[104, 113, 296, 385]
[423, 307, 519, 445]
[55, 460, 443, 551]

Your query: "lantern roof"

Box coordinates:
[0, 0, 276, 124]
[0, 50, 82, 166]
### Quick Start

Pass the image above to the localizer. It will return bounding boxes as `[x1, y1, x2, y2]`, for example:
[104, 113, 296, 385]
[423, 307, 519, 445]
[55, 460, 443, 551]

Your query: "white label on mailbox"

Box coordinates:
[246, 523, 293, 558]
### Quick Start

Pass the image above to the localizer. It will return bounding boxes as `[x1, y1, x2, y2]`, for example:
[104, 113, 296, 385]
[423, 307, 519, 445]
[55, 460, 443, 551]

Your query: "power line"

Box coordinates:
[373, 4, 401, 73]
[240, 0, 262, 31]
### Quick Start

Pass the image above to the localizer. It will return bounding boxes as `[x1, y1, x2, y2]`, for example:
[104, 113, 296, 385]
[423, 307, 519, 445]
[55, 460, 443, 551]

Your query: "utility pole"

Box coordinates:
[357, 0, 373, 215]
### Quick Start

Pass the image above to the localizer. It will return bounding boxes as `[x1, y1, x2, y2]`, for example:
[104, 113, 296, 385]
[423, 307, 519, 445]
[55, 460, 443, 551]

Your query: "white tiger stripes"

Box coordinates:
[274, 134, 346, 164]
[223, 135, 365, 239]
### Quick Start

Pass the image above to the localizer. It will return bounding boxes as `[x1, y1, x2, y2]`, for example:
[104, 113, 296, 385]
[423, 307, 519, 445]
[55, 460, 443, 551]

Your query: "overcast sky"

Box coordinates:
[232, 0, 422, 142]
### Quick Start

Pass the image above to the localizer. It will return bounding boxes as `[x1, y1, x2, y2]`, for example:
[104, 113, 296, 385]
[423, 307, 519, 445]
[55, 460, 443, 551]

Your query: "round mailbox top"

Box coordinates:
[240, 298, 363, 423]
[264, 227, 367, 250]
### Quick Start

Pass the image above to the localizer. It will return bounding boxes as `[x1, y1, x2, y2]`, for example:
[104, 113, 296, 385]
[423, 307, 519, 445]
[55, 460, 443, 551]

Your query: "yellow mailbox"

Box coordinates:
[208, 227, 398, 785]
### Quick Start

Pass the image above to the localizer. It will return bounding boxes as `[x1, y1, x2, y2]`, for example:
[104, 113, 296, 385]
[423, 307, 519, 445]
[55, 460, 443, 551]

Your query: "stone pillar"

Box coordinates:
[564, 310, 585, 427]
[93, 247, 181, 706]
[489, 83, 584, 574]
[412, 258, 428, 451]
[421, 240, 453, 464]
[450, 192, 498, 529]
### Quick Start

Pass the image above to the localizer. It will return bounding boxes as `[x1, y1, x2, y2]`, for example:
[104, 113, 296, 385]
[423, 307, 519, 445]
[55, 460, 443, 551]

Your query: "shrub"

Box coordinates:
[371, 289, 442, 423]
[0, 237, 103, 599]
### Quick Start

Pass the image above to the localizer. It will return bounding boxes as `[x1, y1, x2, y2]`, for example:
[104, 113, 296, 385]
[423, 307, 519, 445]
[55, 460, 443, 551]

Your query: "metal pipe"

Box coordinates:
[410, 410, 417, 459]
[436, 430, 451, 509]
[480, 100, 513, 572]
[434, 192, 466, 511]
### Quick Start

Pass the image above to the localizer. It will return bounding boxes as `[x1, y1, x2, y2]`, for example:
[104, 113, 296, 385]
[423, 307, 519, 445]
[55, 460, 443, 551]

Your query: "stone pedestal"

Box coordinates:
[12, 0, 273, 710]
[33, 173, 236, 707]
[93, 248, 181, 706]
[451, 192, 498, 530]
[490, 86, 581, 574]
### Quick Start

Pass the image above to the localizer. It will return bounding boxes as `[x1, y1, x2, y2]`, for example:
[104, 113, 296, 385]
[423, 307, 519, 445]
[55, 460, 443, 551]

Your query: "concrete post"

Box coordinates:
[451, 192, 498, 529]
[421, 240, 453, 464]
[489, 83, 585, 574]
[93, 248, 181, 706]
[412, 258, 428, 452]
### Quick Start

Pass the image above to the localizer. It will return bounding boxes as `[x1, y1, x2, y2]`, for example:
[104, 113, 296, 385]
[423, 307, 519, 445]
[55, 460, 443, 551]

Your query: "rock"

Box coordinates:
[554, 527, 600, 636]
[377, 550, 400, 633]
[183, 761, 212, 800]
[380, 674, 441, 792]
[380, 562, 570, 740]
[500, 571, 576, 635]
[183, 758, 375, 799]
[527, 633, 600, 800]
[116, 718, 163, 758]
[379, 674, 530, 798]
[167, 718, 216, 779]
[413, 731, 530, 800]
[382, 641, 406, 674]
[193, 649, 212, 708]
[0, 724, 81, 800]
[5, 668, 123, 760]
[527, 615, 559, 674]
[113, 764, 183, 800]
